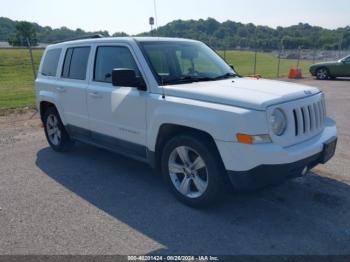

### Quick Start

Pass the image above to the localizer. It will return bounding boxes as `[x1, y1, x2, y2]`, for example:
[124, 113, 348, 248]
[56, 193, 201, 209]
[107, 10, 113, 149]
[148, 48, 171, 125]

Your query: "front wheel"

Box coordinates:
[161, 134, 226, 207]
[316, 68, 330, 80]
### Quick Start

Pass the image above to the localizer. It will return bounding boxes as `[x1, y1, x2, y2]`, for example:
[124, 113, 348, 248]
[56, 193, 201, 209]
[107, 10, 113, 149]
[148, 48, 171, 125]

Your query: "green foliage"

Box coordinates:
[0, 17, 128, 44]
[112, 32, 129, 37]
[140, 18, 350, 50]
[8, 21, 38, 46]
[1, 17, 348, 50]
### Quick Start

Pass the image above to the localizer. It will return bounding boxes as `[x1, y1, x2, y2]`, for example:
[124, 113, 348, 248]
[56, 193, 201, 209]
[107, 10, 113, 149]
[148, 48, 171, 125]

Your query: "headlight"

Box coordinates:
[270, 108, 287, 136]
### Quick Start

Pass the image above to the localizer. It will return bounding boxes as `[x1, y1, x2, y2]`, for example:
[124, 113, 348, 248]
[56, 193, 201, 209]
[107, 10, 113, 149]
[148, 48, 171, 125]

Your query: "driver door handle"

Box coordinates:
[88, 91, 102, 99]
[56, 87, 66, 93]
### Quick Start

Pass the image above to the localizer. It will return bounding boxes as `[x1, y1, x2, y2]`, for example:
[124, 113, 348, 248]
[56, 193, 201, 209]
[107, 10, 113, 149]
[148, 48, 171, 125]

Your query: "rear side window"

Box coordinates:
[62, 47, 91, 80]
[41, 48, 62, 76]
[94, 46, 140, 83]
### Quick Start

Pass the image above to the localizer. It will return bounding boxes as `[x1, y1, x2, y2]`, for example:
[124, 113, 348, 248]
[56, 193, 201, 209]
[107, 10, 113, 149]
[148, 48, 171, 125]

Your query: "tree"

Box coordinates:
[8, 21, 37, 46]
[112, 32, 129, 37]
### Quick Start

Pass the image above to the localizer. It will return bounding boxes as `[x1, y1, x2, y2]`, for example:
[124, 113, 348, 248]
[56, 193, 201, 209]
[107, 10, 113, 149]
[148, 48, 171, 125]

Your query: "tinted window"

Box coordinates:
[41, 49, 62, 76]
[62, 47, 90, 80]
[94, 46, 140, 83]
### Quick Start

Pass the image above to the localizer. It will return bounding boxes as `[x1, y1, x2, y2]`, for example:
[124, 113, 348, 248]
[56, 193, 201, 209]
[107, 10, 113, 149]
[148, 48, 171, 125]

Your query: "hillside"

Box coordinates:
[0, 16, 349, 50]
[143, 18, 350, 50]
[0, 17, 127, 44]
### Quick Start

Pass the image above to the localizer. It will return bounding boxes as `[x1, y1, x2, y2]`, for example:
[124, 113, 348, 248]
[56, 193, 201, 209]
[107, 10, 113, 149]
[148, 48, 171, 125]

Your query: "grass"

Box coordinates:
[0, 48, 316, 111]
[0, 49, 43, 111]
[217, 50, 316, 78]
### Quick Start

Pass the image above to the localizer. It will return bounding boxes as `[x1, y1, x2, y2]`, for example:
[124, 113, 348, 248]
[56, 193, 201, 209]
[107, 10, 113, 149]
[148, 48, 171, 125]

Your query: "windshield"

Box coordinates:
[139, 41, 236, 85]
[342, 55, 350, 62]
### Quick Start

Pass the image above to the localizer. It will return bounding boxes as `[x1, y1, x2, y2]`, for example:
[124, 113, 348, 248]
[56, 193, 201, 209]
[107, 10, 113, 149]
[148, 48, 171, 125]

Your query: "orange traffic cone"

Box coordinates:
[288, 67, 303, 79]
[288, 67, 296, 79]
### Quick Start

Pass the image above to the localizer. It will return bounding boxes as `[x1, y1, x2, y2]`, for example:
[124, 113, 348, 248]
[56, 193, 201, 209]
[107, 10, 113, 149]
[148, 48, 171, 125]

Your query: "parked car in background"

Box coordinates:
[310, 55, 350, 80]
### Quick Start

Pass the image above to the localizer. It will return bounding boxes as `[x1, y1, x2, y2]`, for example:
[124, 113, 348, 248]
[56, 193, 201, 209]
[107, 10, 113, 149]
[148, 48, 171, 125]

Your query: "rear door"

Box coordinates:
[56, 46, 91, 133]
[86, 44, 148, 157]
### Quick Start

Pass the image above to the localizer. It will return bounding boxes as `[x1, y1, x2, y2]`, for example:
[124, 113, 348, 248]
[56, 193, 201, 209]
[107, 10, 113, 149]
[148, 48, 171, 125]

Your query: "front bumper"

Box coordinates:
[310, 68, 316, 76]
[227, 146, 334, 190]
[216, 118, 337, 190]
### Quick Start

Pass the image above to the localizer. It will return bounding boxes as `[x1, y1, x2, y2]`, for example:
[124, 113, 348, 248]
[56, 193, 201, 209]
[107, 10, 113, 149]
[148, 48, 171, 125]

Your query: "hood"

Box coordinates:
[163, 78, 320, 110]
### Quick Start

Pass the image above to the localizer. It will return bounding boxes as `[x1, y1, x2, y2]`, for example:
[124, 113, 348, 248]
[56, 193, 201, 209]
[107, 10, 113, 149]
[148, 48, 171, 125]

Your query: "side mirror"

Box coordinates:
[112, 68, 147, 91]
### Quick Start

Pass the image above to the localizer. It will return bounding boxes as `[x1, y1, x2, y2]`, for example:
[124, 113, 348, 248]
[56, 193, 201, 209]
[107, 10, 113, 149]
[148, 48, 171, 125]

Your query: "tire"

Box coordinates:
[160, 133, 226, 207]
[316, 67, 330, 80]
[43, 107, 74, 152]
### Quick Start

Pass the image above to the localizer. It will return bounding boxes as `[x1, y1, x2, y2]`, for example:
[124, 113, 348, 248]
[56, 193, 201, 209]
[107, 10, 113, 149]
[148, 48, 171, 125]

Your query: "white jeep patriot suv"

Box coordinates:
[36, 37, 337, 207]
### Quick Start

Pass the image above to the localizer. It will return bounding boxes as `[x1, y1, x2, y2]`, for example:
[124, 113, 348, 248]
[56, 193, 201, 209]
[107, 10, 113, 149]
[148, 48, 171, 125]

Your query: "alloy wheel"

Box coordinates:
[168, 146, 209, 198]
[316, 68, 328, 80]
[46, 114, 62, 146]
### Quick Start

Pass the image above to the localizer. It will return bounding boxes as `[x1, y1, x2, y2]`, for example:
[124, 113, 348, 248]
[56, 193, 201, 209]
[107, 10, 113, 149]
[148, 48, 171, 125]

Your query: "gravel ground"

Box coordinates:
[0, 78, 349, 255]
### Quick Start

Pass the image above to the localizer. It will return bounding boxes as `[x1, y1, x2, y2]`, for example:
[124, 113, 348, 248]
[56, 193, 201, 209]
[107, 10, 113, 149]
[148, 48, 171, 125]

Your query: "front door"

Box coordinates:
[341, 56, 350, 77]
[86, 44, 147, 158]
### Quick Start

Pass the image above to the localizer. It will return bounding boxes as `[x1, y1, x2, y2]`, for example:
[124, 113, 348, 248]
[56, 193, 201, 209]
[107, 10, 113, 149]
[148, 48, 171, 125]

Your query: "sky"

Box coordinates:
[1, 0, 349, 35]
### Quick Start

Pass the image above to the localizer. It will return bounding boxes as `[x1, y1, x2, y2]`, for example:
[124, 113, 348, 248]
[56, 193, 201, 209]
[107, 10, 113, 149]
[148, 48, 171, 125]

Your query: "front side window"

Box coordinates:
[62, 47, 91, 80]
[94, 46, 140, 83]
[41, 48, 62, 77]
[139, 41, 235, 85]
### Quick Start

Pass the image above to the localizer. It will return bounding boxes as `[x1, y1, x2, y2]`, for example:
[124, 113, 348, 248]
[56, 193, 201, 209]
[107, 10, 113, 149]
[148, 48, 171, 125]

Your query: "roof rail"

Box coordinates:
[54, 34, 106, 44]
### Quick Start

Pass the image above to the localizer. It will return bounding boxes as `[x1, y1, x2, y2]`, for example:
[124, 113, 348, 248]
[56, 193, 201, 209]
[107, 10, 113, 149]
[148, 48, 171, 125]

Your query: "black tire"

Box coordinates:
[43, 107, 74, 152]
[160, 133, 226, 208]
[316, 67, 330, 80]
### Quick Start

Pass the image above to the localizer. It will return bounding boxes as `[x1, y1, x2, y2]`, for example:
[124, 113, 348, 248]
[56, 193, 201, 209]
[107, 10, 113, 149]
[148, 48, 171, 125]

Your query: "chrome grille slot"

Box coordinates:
[292, 95, 325, 137]
[313, 103, 319, 129]
[308, 105, 315, 131]
[302, 106, 310, 133]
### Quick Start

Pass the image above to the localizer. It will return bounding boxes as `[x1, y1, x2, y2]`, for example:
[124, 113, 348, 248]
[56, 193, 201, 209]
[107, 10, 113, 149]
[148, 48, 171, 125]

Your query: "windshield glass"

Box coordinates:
[139, 41, 236, 85]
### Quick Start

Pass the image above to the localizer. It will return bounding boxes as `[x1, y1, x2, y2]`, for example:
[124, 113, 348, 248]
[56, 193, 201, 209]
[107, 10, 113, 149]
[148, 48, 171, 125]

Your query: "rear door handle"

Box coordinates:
[88, 91, 102, 98]
[56, 87, 66, 93]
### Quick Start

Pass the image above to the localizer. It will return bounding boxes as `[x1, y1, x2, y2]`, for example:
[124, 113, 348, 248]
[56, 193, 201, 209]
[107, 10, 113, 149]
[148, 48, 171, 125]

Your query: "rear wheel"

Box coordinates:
[43, 107, 74, 152]
[161, 134, 226, 207]
[316, 67, 330, 80]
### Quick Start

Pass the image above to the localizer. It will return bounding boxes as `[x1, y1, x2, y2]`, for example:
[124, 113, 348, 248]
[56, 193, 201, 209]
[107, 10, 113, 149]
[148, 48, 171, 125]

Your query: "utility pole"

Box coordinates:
[26, 37, 36, 79]
[296, 46, 301, 69]
[277, 38, 284, 78]
[338, 33, 344, 59]
[253, 27, 258, 75]
[153, 0, 159, 35]
[149, 17, 154, 36]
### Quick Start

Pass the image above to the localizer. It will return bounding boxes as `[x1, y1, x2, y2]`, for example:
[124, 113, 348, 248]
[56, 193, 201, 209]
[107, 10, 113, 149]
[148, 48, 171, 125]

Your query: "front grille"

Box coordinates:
[292, 96, 326, 137]
[268, 93, 327, 147]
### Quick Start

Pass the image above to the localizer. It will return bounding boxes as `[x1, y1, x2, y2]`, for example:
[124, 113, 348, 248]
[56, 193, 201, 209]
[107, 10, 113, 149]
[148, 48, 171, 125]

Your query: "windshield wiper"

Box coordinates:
[162, 73, 237, 85]
[211, 73, 237, 80]
[162, 76, 203, 85]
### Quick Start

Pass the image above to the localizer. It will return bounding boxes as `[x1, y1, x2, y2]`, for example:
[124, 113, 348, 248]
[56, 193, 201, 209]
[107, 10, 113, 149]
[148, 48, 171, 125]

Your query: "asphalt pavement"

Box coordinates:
[0, 78, 349, 255]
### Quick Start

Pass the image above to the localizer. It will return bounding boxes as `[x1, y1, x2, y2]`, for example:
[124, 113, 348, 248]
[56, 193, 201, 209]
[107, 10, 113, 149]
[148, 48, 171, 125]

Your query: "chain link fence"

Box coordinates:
[218, 48, 350, 78]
